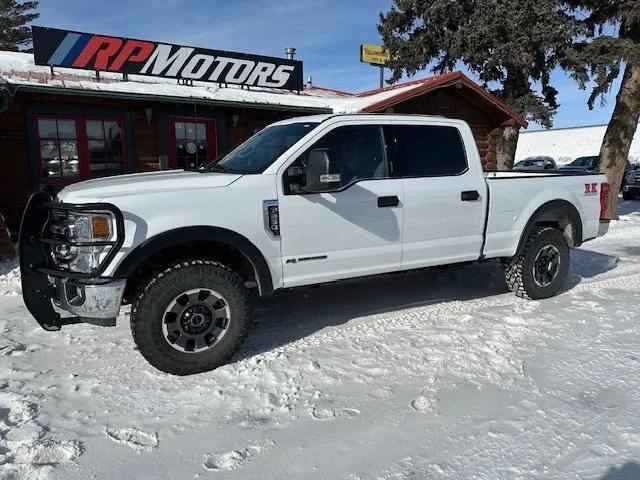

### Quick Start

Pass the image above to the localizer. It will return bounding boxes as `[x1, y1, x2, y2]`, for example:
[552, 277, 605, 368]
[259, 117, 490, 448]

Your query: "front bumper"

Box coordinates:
[53, 277, 126, 324]
[19, 191, 125, 331]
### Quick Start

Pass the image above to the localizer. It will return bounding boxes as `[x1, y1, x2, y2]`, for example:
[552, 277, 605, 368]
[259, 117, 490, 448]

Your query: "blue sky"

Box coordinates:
[35, 0, 621, 130]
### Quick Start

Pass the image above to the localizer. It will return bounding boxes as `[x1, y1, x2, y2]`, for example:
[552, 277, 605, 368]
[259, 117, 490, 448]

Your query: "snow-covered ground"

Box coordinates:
[516, 124, 640, 165]
[2, 200, 640, 480]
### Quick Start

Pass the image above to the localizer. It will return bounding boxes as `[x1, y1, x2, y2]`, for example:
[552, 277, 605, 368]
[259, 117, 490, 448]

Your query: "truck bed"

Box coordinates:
[481, 171, 607, 259]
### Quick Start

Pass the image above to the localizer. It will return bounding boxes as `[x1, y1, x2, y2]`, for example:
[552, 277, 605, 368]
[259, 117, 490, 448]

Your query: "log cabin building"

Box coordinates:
[0, 50, 526, 233]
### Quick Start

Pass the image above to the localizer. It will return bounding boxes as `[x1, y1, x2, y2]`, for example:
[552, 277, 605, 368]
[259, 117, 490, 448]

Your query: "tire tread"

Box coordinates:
[130, 259, 251, 375]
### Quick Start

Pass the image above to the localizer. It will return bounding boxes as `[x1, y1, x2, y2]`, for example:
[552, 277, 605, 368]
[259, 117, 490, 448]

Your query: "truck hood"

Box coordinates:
[58, 170, 242, 203]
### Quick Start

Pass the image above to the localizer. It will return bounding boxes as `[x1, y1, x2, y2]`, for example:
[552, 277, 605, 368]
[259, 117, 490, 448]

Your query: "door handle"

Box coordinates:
[377, 195, 400, 208]
[461, 190, 480, 201]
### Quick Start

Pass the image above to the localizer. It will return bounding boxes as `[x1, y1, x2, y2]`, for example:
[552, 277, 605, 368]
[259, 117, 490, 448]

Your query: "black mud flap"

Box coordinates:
[19, 192, 80, 331]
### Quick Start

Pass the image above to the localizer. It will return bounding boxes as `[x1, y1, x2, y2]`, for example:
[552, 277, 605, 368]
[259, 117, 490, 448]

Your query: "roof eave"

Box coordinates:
[8, 83, 333, 114]
[360, 73, 528, 128]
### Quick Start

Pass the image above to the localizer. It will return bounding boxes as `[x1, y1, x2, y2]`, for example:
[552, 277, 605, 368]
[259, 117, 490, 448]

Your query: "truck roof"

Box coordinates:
[272, 113, 452, 126]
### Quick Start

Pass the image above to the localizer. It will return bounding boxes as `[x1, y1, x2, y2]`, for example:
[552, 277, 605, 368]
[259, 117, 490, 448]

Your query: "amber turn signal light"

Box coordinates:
[91, 216, 111, 239]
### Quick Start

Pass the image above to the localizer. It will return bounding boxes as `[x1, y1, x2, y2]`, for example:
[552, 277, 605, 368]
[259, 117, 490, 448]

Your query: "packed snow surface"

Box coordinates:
[1, 200, 640, 479]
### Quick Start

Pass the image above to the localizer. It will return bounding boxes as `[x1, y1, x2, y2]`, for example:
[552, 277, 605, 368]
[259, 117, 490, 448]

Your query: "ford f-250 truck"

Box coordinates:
[19, 114, 610, 375]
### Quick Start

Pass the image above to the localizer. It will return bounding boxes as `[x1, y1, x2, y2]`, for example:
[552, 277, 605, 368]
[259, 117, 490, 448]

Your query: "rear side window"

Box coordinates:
[386, 125, 467, 177]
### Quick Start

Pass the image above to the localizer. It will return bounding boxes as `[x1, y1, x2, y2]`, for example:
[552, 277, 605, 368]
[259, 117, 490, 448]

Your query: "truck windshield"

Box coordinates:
[204, 122, 319, 174]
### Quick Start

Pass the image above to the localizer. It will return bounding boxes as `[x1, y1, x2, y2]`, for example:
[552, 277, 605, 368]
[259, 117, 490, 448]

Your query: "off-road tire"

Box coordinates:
[130, 260, 251, 375]
[503, 226, 569, 300]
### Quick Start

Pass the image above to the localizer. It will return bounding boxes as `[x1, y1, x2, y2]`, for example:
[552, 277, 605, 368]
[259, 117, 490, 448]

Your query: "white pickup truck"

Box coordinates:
[20, 114, 610, 375]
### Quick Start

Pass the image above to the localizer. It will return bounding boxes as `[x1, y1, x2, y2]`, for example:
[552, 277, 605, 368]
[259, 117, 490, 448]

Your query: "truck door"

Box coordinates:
[386, 122, 486, 268]
[277, 123, 404, 287]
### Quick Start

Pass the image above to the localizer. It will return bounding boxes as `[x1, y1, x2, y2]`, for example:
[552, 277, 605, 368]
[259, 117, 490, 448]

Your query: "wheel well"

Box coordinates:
[516, 201, 582, 256]
[122, 240, 258, 304]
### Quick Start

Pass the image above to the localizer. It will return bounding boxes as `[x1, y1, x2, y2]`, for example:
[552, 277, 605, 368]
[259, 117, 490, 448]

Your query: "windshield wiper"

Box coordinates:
[203, 163, 242, 174]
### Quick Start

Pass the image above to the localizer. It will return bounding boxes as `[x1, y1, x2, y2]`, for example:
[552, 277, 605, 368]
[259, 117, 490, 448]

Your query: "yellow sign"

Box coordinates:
[360, 43, 391, 66]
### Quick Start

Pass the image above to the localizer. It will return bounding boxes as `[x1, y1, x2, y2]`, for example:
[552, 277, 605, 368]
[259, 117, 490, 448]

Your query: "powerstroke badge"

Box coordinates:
[31, 26, 304, 91]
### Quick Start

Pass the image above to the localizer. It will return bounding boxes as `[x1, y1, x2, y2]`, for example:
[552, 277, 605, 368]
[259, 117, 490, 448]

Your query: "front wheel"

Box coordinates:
[130, 260, 252, 375]
[504, 226, 569, 300]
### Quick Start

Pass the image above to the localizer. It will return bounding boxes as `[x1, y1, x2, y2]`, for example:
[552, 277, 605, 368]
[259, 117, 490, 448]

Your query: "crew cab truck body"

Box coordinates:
[19, 114, 610, 375]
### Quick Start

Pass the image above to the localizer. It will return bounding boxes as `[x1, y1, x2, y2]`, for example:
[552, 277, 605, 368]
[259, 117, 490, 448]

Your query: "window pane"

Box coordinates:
[105, 121, 120, 141]
[197, 140, 207, 161]
[390, 125, 467, 177]
[185, 123, 197, 140]
[60, 140, 79, 178]
[88, 140, 107, 174]
[57, 119, 77, 139]
[86, 120, 104, 140]
[37, 119, 57, 138]
[196, 123, 206, 140]
[41, 140, 60, 178]
[107, 138, 122, 160]
[174, 122, 185, 140]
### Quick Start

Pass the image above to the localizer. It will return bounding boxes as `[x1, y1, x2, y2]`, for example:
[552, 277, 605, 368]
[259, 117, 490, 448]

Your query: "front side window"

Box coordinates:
[37, 117, 80, 180]
[35, 115, 127, 183]
[284, 125, 387, 194]
[386, 125, 467, 177]
[211, 122, 319, 174]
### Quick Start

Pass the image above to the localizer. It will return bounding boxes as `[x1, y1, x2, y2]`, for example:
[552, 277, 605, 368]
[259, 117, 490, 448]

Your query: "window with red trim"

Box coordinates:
[34, 115, 127, 183]
[36, 117, 80, 181]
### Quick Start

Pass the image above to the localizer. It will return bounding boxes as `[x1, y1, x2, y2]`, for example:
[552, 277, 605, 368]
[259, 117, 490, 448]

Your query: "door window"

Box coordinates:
[385, 125, 467, 177]
[284, 125, 387, 194]
[169, 118, 216, 170]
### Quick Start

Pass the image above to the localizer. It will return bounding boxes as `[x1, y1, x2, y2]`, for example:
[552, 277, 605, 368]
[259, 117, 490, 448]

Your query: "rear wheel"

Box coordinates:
[504, 226, 569, 300]
[130, 260, 251, 375]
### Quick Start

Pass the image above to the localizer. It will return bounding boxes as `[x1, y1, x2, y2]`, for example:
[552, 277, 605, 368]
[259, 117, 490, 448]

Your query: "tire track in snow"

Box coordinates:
[244, 272, 640, 361]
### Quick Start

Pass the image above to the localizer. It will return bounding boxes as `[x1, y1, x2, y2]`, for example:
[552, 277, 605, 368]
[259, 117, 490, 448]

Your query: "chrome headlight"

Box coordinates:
[48, 208, 118, 274]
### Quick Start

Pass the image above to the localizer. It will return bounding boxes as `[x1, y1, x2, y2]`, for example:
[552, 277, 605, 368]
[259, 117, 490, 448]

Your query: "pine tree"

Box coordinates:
[378, 0, 583, 169]
[563, 0, 640, 219]
[0, 0, 39, 52]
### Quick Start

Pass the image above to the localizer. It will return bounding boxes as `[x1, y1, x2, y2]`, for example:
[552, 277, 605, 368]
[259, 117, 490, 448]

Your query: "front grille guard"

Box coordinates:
[19, 191, 125, 330]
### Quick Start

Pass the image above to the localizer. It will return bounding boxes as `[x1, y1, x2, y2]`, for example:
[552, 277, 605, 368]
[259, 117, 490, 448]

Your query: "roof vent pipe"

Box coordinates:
[306, 76, 313, 87]
[284, 47, 296, 60]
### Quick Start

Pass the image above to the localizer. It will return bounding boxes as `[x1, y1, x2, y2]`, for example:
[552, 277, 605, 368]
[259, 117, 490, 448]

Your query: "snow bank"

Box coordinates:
[0, 254, 19, 296]
[516, 124, 640, 165]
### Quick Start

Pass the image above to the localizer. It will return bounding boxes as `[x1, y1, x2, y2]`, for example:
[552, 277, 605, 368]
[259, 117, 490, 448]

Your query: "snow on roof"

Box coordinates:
[0, 51, 525, 123]
[516, 124, 640, 165]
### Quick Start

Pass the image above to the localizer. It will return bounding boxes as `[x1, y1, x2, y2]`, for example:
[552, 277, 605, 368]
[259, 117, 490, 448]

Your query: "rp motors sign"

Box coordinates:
[31, 26, 303, 91]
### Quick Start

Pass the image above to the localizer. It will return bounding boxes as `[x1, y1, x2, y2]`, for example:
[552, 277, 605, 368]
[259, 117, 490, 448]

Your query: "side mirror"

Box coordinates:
[544, 161, 555, 170]
[306, 149, 340, 193]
